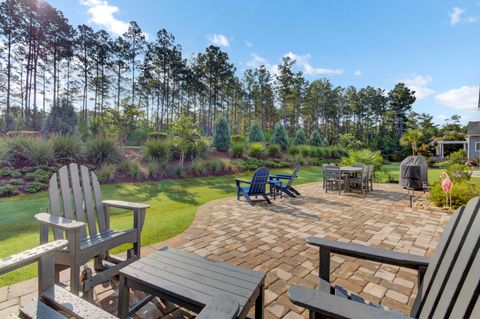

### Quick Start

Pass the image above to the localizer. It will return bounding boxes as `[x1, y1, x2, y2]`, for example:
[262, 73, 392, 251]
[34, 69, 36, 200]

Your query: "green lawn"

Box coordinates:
[0, 164, 475, 287]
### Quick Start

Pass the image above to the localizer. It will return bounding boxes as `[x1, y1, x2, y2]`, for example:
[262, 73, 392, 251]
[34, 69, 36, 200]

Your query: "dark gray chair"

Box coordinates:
[288, 196, 480, 319]
[324, 167, 345, 194]
[348, 165, 369, 194]
[236, 166, 271, 206]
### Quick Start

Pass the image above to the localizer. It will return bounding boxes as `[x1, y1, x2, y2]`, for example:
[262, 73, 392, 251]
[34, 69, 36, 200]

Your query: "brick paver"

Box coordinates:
[0, 182, 449, 318]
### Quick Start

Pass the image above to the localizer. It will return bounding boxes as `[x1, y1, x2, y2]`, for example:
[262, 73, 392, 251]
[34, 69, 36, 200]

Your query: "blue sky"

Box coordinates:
[50, 0, 480, 124]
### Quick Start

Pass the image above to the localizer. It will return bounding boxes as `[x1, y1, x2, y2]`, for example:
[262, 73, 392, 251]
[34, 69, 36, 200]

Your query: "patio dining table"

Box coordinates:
[339, 166, 363, 192]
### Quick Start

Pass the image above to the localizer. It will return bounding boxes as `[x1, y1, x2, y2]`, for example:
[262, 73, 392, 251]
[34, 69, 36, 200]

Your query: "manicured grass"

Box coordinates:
[0, 164, 476, 287]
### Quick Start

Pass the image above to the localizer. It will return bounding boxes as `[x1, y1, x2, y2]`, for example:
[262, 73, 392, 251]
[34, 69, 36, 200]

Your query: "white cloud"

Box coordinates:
[80, 0, 129, 35]
[246, 53, 268, 68]
[449, 7, 477, 26]
[207, 34, 230, 47]
[283, 51, 343, 76]
[354, 70, 361, 76]
[402, 75, 435, 100]
[435, 86, 479, 110]
[244, 40, 253, 47]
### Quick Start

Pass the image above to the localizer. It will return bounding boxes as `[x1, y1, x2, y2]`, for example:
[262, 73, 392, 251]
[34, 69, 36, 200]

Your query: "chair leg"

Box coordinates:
[70, 263, 81, 296]
[290, 187, 301, 195]
[263, 195, 272, 204]
[244, 194, 254, 206]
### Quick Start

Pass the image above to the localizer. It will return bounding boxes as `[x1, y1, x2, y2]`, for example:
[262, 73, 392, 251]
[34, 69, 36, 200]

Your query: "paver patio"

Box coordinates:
[0, 182, 450, 318]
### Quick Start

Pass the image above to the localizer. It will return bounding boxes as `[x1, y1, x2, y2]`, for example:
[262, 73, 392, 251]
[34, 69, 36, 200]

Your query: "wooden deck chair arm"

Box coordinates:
[288, 286, 410, 319]
[35, 213, 86, 231]
[0, 240, 67, 275]
[270, 174, 294, 180]
[235, 179, 252, 185]
[102, 200, 149, 231]
[307, 236, 430, 270]
[102, 200, 150, 211]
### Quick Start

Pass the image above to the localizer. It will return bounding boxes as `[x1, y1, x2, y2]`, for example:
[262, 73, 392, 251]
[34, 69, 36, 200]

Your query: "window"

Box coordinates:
[476, 142, 480, 152]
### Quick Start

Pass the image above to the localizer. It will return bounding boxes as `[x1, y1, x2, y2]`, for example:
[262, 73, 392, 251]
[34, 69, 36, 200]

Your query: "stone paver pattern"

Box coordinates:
[0, 182, 450, 318]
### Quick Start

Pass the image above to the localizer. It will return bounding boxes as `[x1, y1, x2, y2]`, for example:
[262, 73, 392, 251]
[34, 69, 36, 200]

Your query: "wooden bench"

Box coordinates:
[288, 196, 480, 318]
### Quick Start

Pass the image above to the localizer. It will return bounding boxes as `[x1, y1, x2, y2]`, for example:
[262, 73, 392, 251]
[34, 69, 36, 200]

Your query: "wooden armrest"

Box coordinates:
[196, 295, 239, 319]
[0, 240, 68, 275]
[288, 286, 409, 319]
[102, 200, 150, 210]
[307, 237, 430, 269]
[235, 179, 251, 184]
[35, 213, 85, 231]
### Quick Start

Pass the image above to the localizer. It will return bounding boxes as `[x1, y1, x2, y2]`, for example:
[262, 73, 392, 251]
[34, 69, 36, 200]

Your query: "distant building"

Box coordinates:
[466, 121, 480, 160]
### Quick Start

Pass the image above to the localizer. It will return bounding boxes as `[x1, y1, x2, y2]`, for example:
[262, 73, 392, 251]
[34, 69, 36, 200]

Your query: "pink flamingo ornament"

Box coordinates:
[440, 172, 453, 208]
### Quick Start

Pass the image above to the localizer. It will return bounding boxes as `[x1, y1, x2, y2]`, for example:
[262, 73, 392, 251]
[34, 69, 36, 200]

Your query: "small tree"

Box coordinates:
[42, 98, 78, 136]
[292, 128, 307, 145]
[400, 129, 423, 155]
[310, 130, 322, 146]
[248, 122, 264, 143]
[270, 123, 288, 151]
[213, 115, 230, 152]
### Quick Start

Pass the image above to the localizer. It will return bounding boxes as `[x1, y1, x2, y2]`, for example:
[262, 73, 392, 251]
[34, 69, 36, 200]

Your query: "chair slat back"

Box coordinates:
[415, 197, 480, 318]
[48, 164, 109, 240]
[324, 167, 341, 180]
[248, 167, 269, 196]
[287, 164, 301, 187]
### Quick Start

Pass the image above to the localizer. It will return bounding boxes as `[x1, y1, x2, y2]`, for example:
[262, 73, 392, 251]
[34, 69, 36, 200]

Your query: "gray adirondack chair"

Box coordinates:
[288, 196, 480, 319]
[0, 240, 117, 319]
[35, 163, 150, 297]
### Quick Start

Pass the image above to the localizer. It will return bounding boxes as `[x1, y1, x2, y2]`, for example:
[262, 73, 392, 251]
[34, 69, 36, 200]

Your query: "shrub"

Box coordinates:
[248, 122, 265, 143]
[238, 158, 290, 170]
[231, 143, 245, 158]
[25, 182, 48, 193]
[231, 135, 245, 144]
[270, 123, 288, 151]
[292, 128, 307, 145]
[51, 134, 84, 163]
[147, 160, 167, 179]
[429, 181, 480, 209]
[142, 140, 171, 162]
[86, 137, 121, 164]
[194, 139, 210, 159]
[338, 133, 363, 150]
[42, 98, 77, 136]
[126, 127, 150, 146]
[148, 132, 168, 141]
[299, 145, 311, 157]
[120, 160, 142, 179]
[0, 167, 21, 177]
[267, 144, 281, 158]
[213, 115, 231, 152]
[446, 163, 472, 182]
[288, 145, 300, 155]
[248, 143, 266, 159]
[173, 163, 186, 178]
[95, 164, 117, 183]
[8, 178, 25, 186]
[190, 159, 208, 176]
[206, 158, 225, 174]
[444, 149, 467, 166]
[7, 136, 55, 166]
[25, 169, 50, 183]
[0, 184, 19, 196]
[310, 130, 322, 146]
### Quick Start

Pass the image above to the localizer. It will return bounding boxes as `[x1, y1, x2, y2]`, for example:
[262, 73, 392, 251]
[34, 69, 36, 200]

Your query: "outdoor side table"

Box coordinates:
[118, 246, 265, 319]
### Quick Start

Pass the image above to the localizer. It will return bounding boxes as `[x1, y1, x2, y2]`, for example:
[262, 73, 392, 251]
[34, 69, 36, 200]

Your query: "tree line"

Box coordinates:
[0, 0, 420, 153]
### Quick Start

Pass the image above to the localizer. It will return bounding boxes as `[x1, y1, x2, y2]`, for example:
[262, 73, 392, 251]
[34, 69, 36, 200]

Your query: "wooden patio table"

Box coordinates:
[339, 166, 363, 192]
[118, 246, 265, 319]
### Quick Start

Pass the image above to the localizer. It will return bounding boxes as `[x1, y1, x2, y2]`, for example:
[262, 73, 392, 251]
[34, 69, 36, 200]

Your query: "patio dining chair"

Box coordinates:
[235, 166, 271, 206]
[270, 163, 302, 198]
[322, 164, 337, 190]
[348, 165, 369, 194]
[368, 165, 374, 191]
[324, 166, 345, 194]
[288, 196, 480, 319]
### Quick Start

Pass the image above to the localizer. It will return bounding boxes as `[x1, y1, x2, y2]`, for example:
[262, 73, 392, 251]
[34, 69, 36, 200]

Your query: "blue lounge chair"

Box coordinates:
[270, 163, 301, 198]
[235, 167, 271, 206]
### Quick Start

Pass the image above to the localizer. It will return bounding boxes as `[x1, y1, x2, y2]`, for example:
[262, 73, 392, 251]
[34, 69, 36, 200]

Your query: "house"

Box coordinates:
[467, 121, 480, 160]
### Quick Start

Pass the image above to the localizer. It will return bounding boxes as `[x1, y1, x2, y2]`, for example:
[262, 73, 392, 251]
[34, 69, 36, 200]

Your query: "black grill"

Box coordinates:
[401, 165, 422, 190]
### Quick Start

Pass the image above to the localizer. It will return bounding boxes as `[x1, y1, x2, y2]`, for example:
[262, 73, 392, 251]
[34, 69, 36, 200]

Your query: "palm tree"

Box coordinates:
[400, 129, 423, 155]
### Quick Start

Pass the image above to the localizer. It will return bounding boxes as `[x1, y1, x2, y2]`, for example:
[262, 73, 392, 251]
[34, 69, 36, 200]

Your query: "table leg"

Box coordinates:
[255, 284, 264, 319]
[118, 275, 129, 319]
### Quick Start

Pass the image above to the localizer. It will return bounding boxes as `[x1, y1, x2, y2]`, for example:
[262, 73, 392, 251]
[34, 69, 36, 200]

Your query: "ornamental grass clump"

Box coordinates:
[86, 137, 121, 164]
